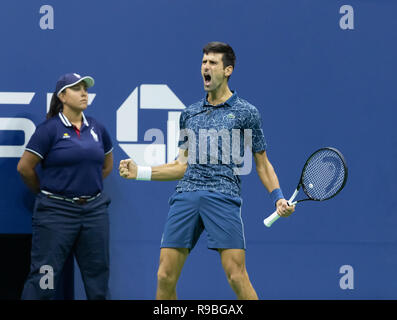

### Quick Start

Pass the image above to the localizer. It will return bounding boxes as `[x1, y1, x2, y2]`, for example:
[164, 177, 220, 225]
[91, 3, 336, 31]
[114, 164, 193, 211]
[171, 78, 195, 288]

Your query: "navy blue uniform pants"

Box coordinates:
[21, 192, 111, 300]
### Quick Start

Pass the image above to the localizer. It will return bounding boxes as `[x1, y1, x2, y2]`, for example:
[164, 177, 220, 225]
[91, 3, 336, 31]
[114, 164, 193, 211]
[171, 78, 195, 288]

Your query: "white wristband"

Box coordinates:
[136, 166, 152, 181]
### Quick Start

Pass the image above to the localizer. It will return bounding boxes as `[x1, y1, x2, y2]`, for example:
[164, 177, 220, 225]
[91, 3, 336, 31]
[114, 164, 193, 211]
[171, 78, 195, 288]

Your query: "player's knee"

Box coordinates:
[226, 268, 247, 287]
[157, 269, 178, 288]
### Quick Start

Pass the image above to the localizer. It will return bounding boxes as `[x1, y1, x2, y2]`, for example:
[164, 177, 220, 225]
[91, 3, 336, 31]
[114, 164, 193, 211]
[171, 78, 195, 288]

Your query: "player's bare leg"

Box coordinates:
[219, 249, 258, 300]
[156, 248, 189, 300]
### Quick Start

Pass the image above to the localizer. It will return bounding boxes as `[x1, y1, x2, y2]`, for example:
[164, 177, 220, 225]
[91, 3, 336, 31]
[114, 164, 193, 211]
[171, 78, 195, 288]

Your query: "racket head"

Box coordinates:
[298, 147, 348, 202]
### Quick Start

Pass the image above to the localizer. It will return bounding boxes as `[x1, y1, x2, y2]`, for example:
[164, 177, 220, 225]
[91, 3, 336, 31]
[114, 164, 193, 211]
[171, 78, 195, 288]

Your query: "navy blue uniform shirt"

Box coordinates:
[176, 91, 267, 197]
[26, 112, 113, 197]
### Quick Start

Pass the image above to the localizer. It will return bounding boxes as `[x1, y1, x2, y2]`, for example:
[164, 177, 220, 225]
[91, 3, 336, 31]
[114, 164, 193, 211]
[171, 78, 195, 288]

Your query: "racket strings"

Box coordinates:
[302, 149, 346, 201]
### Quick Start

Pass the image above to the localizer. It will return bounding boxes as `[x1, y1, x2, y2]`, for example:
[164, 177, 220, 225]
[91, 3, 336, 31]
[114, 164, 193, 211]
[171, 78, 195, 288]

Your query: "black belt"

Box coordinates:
[41, 190, 101, 205]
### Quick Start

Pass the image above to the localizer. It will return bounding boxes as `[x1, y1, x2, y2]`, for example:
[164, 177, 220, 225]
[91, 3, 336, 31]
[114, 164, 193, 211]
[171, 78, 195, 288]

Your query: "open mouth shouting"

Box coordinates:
[203, 73, 212, 87]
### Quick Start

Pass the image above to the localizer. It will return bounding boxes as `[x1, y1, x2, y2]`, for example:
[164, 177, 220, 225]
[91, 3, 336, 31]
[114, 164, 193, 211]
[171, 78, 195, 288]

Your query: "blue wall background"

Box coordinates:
[1, 0, 396, 299]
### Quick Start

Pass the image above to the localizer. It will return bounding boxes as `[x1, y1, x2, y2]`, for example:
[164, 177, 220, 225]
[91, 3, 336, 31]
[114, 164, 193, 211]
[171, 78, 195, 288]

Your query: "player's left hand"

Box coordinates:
[276, 199, 295, 217]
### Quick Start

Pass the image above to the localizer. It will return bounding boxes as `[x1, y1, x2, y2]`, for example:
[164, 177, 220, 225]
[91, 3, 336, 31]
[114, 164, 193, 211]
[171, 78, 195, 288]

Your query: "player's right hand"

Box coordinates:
[276, 198, 295, 217]
[119, 158, 137, 179]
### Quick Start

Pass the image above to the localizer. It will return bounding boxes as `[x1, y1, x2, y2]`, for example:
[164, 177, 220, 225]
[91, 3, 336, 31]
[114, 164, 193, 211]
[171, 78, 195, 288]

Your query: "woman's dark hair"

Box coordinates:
[46, 92, 63, 119]
[203, 41, 236, 71]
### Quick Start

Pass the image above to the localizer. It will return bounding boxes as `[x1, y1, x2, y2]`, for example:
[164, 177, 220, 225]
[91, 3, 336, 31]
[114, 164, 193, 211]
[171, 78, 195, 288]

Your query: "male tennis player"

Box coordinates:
[119, 42, 294, 300]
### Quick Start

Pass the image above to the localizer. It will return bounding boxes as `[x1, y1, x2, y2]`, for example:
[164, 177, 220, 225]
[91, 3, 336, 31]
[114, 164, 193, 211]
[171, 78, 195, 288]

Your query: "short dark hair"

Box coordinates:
[203, 41, 236, 70]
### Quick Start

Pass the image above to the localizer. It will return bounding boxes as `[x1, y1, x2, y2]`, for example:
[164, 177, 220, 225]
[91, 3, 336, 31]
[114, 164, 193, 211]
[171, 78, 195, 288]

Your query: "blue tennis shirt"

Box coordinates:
[26, 112, 113, 197]
[176, 91, 267, 197]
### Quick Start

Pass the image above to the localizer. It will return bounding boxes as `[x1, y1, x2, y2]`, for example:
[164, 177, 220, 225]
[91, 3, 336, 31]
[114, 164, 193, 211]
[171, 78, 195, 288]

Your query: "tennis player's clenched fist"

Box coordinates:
[119, 159, 137, 179]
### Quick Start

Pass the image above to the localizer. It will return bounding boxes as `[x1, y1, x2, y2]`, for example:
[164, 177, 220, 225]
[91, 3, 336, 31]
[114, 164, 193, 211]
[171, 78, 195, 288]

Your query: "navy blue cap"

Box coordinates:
[55, 73, 94, 97]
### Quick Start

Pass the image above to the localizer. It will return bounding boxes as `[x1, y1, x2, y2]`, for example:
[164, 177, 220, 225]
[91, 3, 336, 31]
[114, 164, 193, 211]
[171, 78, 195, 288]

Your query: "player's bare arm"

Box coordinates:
[119, 148, 188, 181]
[253, 150, 294, 217]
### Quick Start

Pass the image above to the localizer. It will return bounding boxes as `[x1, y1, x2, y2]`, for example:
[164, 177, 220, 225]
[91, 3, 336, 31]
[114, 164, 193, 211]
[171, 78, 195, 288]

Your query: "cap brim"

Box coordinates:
[57, 76, 95, 96]
[81, 76, 95, 88]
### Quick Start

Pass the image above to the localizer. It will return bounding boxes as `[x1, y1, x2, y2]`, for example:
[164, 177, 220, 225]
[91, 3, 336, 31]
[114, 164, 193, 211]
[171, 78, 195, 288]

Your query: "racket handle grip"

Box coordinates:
[263, 210, 280, 227]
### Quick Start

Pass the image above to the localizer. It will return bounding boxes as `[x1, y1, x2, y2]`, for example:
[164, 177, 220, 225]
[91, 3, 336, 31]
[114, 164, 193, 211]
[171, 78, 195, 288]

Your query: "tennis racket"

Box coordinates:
[263, 147, 348, 227]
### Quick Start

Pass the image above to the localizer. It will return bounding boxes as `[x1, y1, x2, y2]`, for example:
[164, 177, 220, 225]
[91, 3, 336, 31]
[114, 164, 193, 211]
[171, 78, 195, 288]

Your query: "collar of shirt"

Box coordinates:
[58, 112, 89, 128]
[201, 90, 238, 109]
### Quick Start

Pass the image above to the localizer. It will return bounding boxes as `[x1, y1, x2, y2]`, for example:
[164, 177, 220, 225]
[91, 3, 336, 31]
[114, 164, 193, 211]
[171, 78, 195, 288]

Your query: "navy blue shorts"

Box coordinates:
[161, 190, 245, 250]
